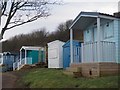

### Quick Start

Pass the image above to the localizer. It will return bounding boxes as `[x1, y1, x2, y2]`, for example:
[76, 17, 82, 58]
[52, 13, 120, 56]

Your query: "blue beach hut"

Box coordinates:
[0, 52, 17, 71]
[63, 40, 82, 68]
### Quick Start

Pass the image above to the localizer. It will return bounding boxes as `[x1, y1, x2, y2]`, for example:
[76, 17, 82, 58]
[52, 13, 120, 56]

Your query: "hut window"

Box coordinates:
[87, 30, 89, 33]
[0, 55, 2, 58]
[106, 22, 109, 27]
[103, 21, 114, 39]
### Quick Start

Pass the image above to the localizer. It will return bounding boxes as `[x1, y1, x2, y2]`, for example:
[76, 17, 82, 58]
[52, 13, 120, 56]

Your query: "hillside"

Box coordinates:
[18, 68, 119, 88]
[2, 20, 83, 53]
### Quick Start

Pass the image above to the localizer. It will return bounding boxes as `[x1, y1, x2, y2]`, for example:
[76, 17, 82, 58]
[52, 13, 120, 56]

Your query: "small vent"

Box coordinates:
[89, 70, 92, 75]
[106, 22, 109, 27]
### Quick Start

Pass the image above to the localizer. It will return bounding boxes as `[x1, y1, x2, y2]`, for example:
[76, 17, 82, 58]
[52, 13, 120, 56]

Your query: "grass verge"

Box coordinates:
[20, 68, 119, 88]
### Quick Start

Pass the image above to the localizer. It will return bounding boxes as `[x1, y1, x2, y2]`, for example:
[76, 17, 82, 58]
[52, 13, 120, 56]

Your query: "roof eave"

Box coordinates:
[69, 12, 118, 30]
[69, 14, 98, 30]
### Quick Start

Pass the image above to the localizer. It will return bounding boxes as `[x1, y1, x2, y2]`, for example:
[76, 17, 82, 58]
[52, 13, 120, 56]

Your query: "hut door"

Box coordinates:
[92, 27, 97, 42]
[73, 46, 81, 63]
[63, 47, 70, 68]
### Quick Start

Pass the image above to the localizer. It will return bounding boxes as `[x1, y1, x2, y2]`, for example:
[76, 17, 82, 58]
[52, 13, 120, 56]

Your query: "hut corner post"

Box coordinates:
[70, 28, 73, 64]
[25, 50, 27, 64]
[20, 50, 22, 65]
[97, 17, 101, 62]
[97, 17, 101, 77]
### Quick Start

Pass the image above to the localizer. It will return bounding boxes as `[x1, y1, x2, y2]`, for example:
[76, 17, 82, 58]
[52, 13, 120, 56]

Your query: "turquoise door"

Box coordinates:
[39, 51, 45, 62]
[27, 50, 39, 64]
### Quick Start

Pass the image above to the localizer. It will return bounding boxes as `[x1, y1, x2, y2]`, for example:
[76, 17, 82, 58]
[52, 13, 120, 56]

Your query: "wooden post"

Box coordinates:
[97, 17, 101, 62]
[17, 62, 20, 70]
[25, 50, 27, 64]
[81, 43, 84, 63]
[1, 54, 3, 65]
[20, 50, 22, 65]
[13, 63, 15, 71]
[70, 29, 73, 64]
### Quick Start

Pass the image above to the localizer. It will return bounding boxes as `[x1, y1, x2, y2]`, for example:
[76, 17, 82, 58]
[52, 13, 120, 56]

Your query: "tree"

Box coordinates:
[2, 19, 84, 53]
[2, 28, 48, 53]
[52, 19, 83, 42]
[0, 0, 61, 39]
[52, 20, 73, 42]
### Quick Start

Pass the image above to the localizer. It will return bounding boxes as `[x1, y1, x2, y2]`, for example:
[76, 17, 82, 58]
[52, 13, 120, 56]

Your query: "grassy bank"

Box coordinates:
[20, 68, 119, 88]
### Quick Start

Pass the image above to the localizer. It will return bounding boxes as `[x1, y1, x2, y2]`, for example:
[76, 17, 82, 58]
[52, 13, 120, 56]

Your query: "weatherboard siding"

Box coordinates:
[113, 20, 119, 63]
[84, 20, 115, 42]
[118, 20, 120, 63]
[83, 19, 119, 63]
[102, 20, 118, 63]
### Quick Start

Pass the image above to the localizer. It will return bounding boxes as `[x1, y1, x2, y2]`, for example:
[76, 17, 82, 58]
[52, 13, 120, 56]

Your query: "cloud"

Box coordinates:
[3, 1, 119, 39]
[63, 0, 120, 2]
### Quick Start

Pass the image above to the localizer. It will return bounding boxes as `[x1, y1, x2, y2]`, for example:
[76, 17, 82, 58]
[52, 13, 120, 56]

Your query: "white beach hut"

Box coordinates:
[48, 40, 65, 68]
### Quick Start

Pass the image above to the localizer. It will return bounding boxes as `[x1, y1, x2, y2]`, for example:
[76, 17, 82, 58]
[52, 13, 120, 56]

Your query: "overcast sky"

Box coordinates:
[2, 0, 120, 40]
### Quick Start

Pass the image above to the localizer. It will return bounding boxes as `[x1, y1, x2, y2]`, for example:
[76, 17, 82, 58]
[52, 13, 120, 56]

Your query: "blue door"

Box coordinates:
[63, 46, 70, 68]
[73, 46, 81, 63]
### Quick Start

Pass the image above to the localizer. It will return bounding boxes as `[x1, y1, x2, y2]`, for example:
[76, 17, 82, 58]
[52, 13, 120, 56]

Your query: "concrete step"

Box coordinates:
[63, 71, 74, 76]
[70, 63, 81, 68]
[66, 67, 81, 72]
[17, 64, 25, 70]
[18, 64, 33, 70]
[63, 70, 82, 77]
[63, 64, 82, 77]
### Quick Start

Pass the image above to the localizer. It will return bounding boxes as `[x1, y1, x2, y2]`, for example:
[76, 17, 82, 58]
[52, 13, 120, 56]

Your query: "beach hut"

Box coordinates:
[13, 46, 45, 70]
[63, 40, 81, 68]
[48, 40, 65, 68]
[0, 52, 16, 71]
[68, 11, 120, 77]
[20, 46, 45, 65]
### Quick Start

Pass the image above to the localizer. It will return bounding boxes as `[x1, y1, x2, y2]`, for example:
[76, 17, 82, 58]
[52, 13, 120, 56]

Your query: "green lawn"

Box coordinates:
[20, 68, 119, 88]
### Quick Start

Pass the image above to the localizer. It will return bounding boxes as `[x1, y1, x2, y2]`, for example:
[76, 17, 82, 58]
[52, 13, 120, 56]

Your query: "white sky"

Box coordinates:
[2, 0, 120, 40]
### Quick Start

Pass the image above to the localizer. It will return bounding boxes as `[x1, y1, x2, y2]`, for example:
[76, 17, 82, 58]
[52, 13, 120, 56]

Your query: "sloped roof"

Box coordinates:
[69, 11, 120, 30]
[47, 40, 65, 46]
[20, 46, 44, 51]
[63, 40, 81, 47]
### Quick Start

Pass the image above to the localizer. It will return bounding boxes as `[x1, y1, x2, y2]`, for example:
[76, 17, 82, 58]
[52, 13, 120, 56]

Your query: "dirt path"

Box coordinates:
[2, 72, 18, 88]
[1, 71, 28, 89]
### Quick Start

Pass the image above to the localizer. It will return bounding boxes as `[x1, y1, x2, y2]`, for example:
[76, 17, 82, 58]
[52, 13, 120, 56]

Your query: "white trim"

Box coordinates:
[80, 15, 98, 18]
[25, 50, 27, 64]
[69, 16, 81, 29]
[81, 43, 84, 63]
[20, 46, 42, 51]
[70, 29, 73, 63]
[69, 15, 98, 29]
[0, 53, 3, 65]
[97, 17, 101, 62]
[99, 15, 118, 20]
[69, 12, 119, 30]
[20, 50, 22, 65]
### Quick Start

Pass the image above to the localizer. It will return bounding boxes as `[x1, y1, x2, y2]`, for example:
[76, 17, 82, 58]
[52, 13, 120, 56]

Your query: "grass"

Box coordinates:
[20, 68, 119, 88]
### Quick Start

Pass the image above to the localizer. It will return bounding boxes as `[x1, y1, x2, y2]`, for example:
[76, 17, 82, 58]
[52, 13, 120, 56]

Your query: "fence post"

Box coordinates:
[97, 17, 101, 62]
[13, 63, 15, 71]
[81, 43, 84, 63]
[25, 50, 27, 64]
[70, 29, 73, 64]
[17, 62, 19, 70]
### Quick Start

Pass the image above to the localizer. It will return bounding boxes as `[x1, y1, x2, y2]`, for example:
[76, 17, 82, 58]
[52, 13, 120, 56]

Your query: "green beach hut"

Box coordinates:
[20, 46, 45, 65]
